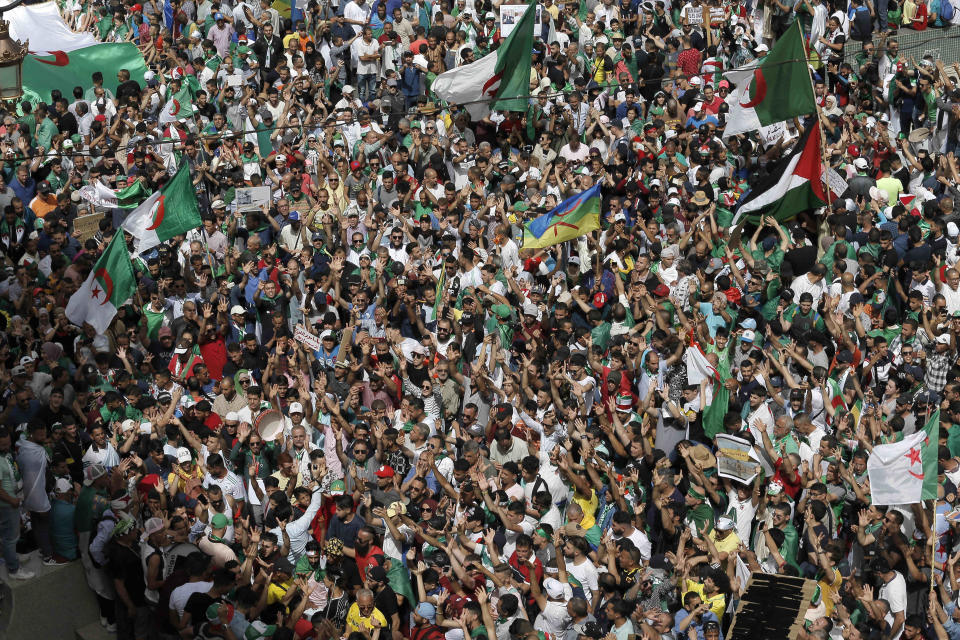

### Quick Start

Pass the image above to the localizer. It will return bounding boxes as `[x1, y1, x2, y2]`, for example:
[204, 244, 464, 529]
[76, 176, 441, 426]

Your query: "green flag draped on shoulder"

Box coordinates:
[432, 0, 536, 119]
[723, 21, 816, 137]
[121, 164, 202, 254]
[24, 43, 148, 102]
[65, 233, 137, 334]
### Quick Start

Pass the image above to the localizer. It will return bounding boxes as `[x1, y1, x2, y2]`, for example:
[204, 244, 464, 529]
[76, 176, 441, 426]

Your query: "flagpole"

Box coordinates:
[928, 402, 937, 594]
[797, 20, 833, 236]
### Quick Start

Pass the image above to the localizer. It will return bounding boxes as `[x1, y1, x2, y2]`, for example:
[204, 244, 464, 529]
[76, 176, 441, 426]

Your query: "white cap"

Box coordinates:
[522, 302, 539, 317]
[120, 419, 137, 432]
[936, 333, 952, 344]
[342, 84, 355, 94]
[174, 347, 188, 354]
[54, 477, 73, 494]
[289, 402, 304, 414]
[716, 516, 735, 531]
[741, 329, 756, 342]
[689, 76, 702, 86]
[225, 411, 240, 422]
[948, 222, 959, 238]
[230, 305, 246, 315]
[614, 212, 627, 222]
[544, 578, 565, 599]
[527, 167, 541, 180]
[176, 447, 192, 463]
[319, 329, 336, 341]
[756, 43, 770, 52]
[853, 157, 869, 170]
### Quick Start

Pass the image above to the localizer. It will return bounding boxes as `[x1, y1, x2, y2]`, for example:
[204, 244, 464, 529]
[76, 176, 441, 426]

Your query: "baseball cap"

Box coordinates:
[375, 465, 395, 478]
[416, 602, 437, 621]
[289, 402, 304, 414]
[176, 447, 192, 463]
[211, 512, 230, 529]
[741, 330, 756, 343]
[230, 305, 246, 315]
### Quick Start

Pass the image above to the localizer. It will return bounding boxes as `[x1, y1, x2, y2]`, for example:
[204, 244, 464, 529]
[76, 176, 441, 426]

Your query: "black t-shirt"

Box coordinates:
[185, 591, 218, 627]
[106, 541, 147, 607]
[374, 584, 400, 626]
[783, 245, 818, 278]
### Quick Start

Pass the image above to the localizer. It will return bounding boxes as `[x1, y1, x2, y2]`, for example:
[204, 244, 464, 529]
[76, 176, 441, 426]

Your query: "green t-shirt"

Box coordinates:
[142, 304, 166, 340]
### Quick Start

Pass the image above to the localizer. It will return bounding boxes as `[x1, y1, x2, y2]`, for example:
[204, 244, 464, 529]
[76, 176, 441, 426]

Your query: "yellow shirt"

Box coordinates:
[683, 579, 727, 620]
[267, 578, 294, 605]
[708, 530, 741, 557]
[346, 602, 388, 633]
[572, 489, 599, 529]
[818, 567, 843, 617]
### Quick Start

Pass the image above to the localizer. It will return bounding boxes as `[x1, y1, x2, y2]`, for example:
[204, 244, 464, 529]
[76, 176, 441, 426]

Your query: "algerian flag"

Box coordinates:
[722, 21, 816, 138]
[78, 180, 151, 209]
[432, 0, 536, 119]
[159, 86, 195, 124]
[867, 409, 940, 505]
[23, 43, 147, 102]
[730, 121, 828, 226]
[121, 164, 202, 254]
[686, 340, 720, 386]
[65, 233, 137, 334]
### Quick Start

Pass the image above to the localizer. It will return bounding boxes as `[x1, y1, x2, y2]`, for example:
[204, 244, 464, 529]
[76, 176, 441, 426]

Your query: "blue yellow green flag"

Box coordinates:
[522, 183, 602, 249]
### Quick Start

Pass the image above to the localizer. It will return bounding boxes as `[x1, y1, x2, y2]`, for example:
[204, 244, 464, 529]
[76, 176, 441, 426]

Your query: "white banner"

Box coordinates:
[8, 2, 98, 54]
[294, 325, 321, 352]
[715, 433, 775, 483]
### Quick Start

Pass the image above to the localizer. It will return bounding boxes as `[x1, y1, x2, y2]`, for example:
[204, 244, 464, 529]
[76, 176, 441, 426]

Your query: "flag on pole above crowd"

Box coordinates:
[867, 409, 940, 505]
[121, 164, 202, 254]
[65, 233, 137, 334]
[522, 182, 602, 248]
[432, 0, 536, 119]
[730, 121, 828, 226]
[722, 20, 816, 137]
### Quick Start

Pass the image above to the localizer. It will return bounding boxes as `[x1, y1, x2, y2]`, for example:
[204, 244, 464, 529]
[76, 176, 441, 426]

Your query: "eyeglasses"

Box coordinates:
[355, 449, 368, 454]
[239, 379, 250, 385]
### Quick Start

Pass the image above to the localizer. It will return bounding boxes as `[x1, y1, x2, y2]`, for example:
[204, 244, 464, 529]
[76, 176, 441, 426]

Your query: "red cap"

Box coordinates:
[724, 288, 742, 304]
[94, 114, 106, 122]
[847, 144, 860, 158]
[350, 160, 361, 171]
[652, 284, 670, 297]
[592, 292, 608, 308]
[130, 3, 143, 11]
[374, 465, 395, 478]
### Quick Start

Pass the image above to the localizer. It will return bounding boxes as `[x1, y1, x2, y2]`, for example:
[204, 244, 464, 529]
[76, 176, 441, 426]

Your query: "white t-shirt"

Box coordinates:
[615, 528, 652, 561]
[566, 557, 600, 605]
[879, 571, 907, 640]
[725, 490, 758, 545]
[354, 38, 381, 75]
[169, 580, 213, 616]
[203, 470, 246, 502]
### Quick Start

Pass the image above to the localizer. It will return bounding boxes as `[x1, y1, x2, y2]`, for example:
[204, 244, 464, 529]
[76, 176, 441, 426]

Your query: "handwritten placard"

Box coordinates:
[294, 324, 321, 352]
[73, 212, 104, 243]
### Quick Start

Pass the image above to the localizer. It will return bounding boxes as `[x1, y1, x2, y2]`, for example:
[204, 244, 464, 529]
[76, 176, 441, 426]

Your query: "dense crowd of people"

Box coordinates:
[5, 0, 960, 640]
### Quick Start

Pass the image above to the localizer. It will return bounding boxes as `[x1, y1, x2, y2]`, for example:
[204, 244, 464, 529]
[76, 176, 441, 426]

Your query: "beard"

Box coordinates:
[355, 540, 371, 555]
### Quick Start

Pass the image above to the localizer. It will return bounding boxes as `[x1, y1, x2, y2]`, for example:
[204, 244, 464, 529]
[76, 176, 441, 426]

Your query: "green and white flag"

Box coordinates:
[867, 409, 939, 505]
[121, 164, 202, 254]
[65, 233, 137, 334]
[432, 0, 536, 119]
[722, 21, 816, 137]
[159, 86, 195, 124]
[23, 43, 147, 102]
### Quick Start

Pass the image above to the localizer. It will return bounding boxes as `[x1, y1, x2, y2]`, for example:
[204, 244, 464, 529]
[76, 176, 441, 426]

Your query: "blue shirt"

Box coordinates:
[698, 302, 729, 337]
[673, 610, 722, 640]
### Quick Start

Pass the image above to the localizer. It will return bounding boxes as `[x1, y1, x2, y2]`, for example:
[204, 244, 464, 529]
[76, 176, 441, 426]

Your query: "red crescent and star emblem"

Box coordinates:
[481, 72, 503, 98]
[145, 195, 166, 231]
[91, 268, 114, 306]
[904, 440, 926, 479]
[29, 51, 70, 66]
[169, 100, 181, 117]
[738, 68, 768, 108]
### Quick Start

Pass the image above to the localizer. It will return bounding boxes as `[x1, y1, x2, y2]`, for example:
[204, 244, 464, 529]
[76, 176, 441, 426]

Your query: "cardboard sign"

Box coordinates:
[235, 186, 272, 212]
[73, 212, 104, 243]
[294, 324, 321, 352]
[500, 4, 544, 38]
[823, 168, 849, 200]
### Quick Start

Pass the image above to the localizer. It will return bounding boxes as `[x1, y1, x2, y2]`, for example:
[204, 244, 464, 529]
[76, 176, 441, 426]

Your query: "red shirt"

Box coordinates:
[199, 336, 227, 380]
[774, 457, 802, 499]
[677, 47, 702, 77]
[355, 544, 385, 580]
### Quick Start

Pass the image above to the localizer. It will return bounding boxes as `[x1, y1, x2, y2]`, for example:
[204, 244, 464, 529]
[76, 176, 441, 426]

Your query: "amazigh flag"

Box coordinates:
[65, 233, 137, 334]
[23, 43, 148, 102]
[159, 86, 195, 124]
[78, 180, 151, 210]
[432, 0, 536, 119]
[730, 121, 828, 226]
[867, 409, 939, 505]
[522, 182, 602, 249]
[722, 21, 816, 137]
[121, 164, 202, 254]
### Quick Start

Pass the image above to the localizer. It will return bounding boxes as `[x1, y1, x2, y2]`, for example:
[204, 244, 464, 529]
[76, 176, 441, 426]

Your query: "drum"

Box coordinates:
[255, 410, 284, 442]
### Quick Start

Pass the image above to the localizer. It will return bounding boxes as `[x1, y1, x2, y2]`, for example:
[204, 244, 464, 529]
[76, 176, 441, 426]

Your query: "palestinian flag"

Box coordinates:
[65, 233, 137, 334]
[731, 121, 828, 226]
[24, 43, 148, 102]
[723, 20, 816, 137]
[159, 86, 195, 124]
[432, 0, 536, 119]
[121, 164, 202, 254]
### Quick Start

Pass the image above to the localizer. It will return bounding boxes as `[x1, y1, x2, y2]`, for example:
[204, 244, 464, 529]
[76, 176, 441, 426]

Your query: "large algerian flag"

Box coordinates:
[159, 86, 196, 124]
[432, 0, 536, 119]
[522, 182, 602, 248]
[867, 409, 940, 505]
[23, 43, 148, 102]
[730, 121, 828, 226]
[78, 180, 151, 210]
[8, 3, 97, 54]
[65, 233, 137, 334]
[121, 165, 202, 254]
[723, 21, 816, 137]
